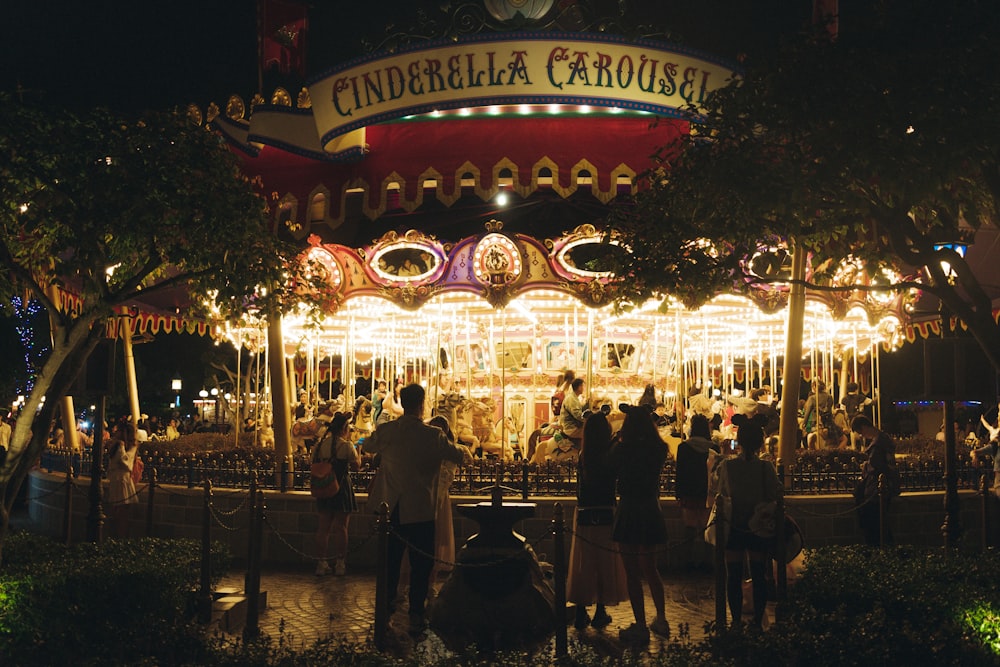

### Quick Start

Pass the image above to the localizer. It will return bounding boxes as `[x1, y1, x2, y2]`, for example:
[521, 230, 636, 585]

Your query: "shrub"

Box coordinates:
[745, 545, 1000, 666]
[0, 533, 231, 667]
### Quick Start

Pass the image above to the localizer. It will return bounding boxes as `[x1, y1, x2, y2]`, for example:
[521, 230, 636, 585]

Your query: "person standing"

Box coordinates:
[802, 380, 836, 448]
[567, 412, 629, 630]
[314, 411, 361, 576]
[560, 377, 586, 442]
[851, 415, 900, 546]
[366, 384, 471, 631]
[106, 420, 139, 538]
[611, 404, 670, 644]
[716, 413, 780, 630]
[675, 414, 719, 571]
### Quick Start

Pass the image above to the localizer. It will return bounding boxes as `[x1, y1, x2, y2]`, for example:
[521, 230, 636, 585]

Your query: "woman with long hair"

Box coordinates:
[314, 411, 361, 576]
[717, 412, 780, 629]
[675, 413, 719, 570]
[106, 420, 139, 538]
[611, 405, 670, 644]
[567, 412, 628, 630]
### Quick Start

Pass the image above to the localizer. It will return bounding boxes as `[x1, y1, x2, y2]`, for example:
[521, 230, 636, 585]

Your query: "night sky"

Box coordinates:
[2, 1, 808, 113]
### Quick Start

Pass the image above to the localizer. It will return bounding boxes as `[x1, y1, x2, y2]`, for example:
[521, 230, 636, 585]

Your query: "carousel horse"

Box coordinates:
[433, 391, 466, 434]
[981, 415, 1000, 443]
[459, 397, 507, 458]
[351, 396, 373, 442]
[454, 399, 481, 452]
[290, 405, 320, 453]
[526, 404, 611, 464]
[258, 410, 275, 449]
[493, 414, 523, 460]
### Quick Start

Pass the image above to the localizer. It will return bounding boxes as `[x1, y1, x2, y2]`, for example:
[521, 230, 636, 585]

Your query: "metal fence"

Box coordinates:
[40, 447, 991, 498]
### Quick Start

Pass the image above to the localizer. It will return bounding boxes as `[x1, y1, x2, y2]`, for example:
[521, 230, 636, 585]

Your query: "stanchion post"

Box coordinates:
[280, 458, 288, 493]
[187, 459, 195, 489]
[62, 465, 73, 545]
[197, 479, 213, 624]
[713, 492, 727, 630]
[980, 473, 990, 551]
[145, 466, 156, 537]
[244, 489, 264, 642]
[878, 473, 888, 548]
[86, 394, 106, 543]
[774, 486, 787, 624]
[245, 472, 258, 593]
[374, 501, 390, 651]
[521, 460, 529, 501]
[552, 502, 568, 659]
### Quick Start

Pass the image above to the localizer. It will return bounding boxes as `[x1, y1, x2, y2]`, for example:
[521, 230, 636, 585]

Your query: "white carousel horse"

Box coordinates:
[981, 415, 1000, 443]
[493, 414, 523, 460]
[258, 410, 275, 449]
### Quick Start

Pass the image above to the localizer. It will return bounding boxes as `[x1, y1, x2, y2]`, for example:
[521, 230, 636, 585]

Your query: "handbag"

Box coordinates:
[130, 455, 144, 485]
[310, 430, 340, 498]
[310, 460, 340, 498]
[704, 495, 731, 546]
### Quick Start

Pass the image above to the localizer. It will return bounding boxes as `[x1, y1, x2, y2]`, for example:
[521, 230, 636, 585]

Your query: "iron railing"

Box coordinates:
[40, 447, 990, 498]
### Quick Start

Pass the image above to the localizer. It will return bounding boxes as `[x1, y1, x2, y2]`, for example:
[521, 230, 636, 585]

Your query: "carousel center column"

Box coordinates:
[777, 243, 807, 479]
[267, 316, 293, 472]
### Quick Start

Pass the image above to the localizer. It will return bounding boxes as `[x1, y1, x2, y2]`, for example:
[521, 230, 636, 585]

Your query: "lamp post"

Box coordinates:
[930, 240, 968, 549]
[198, 389, 208, 421]
[211, 387, 219, 424]
[171, 376, 182, 409]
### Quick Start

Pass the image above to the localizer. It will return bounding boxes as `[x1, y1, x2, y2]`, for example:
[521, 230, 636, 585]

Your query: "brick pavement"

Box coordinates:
[217, 566, 723, 658]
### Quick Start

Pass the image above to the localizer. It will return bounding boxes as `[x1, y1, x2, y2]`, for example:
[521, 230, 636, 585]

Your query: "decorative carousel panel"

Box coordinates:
[549, 224, 625, 278]
[296, 245, 344, 312]
[367, 230, 447, 285]
[544, 339, 588, 371]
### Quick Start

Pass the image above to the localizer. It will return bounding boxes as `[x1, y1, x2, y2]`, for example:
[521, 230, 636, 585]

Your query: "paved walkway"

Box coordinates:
[217, 566, 723, 659]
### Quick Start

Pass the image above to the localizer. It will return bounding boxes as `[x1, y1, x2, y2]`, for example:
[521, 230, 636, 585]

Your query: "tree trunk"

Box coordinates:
[0, 313, 106, 559]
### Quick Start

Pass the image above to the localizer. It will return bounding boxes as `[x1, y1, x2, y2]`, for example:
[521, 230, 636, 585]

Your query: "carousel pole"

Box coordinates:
[778, 242, 808, 477]
[501, 307, 507, 463]
[434, 304, 442, 411]
[466, 311, 473, 397]
[122, 313, 142, 426]
[234, 331, 242, 448]
[651, 322, 660, 387]
[267, 316, 293, 466]
[874, 342, 882, 428]
[586, 309, 594, 406]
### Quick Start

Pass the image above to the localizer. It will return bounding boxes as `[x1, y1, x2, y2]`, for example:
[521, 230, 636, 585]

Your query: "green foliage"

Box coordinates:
[606, 0, 1000, 370]
[0, 95, 297, 321]
[0, 534, 231, 667]
[764, 546, 1000, 666]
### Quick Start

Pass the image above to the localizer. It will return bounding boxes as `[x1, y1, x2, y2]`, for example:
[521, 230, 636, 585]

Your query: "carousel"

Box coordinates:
[208, 220, 910, 461]
[188, 0, 915, 460]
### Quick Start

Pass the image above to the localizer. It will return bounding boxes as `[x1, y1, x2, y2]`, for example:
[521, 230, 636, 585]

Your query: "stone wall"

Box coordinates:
[27, 470, 988, 571]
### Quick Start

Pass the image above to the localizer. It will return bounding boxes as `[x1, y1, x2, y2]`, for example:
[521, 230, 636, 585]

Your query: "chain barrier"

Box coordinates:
[261, 513, 378, 562]
[208, 502, 246, 533]
[790, 493, 877, 517]
[208, 490, 251, 517]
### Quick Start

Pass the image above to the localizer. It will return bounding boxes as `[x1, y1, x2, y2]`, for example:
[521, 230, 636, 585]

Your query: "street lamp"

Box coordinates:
[198, 389, 208, 421]
[929, 239, 969, 549]
[171, 376, 182, 409]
